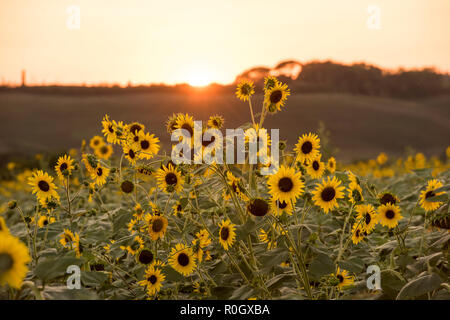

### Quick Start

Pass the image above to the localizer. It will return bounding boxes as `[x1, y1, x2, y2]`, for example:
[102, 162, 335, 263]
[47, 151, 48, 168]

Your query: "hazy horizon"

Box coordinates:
[1, 0, 450, 86]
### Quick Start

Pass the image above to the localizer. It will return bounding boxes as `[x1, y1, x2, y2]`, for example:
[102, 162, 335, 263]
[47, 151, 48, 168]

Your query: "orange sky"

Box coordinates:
[1, 0, 449, 86]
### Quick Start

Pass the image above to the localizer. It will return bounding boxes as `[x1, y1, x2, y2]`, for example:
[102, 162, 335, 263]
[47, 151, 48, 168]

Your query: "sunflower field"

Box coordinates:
[0, 77, 449, 300]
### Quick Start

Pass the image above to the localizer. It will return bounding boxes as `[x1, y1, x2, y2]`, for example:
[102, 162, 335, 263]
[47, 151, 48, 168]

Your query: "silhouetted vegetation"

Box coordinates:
[1, 60, 449, 99]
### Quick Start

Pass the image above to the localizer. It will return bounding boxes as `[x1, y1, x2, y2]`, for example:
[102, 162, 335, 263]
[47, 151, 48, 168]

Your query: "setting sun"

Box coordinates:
[187, 73, 212, 87]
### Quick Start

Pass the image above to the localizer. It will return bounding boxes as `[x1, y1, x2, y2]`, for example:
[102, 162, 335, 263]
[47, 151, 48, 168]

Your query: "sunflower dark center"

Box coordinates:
[220, 227, 230, 241]
[0, 253, 13, 272]
[120, 181, 134, 193]
[91, 264, 105, 271]
[321, 187, 336, 202]
[129, 149, 135, 159]
[43, 219, 48, 225]
[148, 275, 157, 285]
[365, 213, 371, 225]
[176, 204, 182, 212]
[38, 180, 50, 192]
[352, 189, 362, 202]
[240, 84, 251, 95]
[129, 124, 142, 135]
[96, 168, 103, 176]
[337, 274, 344, 283]
[385, 210, 395, 219]
[248, 198, 269, 217]
[380, 193, 396, 205]
[165, 173, 178, 185]
[213, 120, 219, 126]
[108, 125, 114, 133]
[177, 253, 190, 267]
[425, 191, 435, 199]
[278, 177, 293, 192]
[60, 163, 68, 171]
[270, 90, 283, 104]
[181, 124, 194, 137]
[100, 146, 109, 154]
[202, 136, 215, 147]
[301, 141, 313, 154]
[138, 250, 154, 264]
[140, 140, 150, 150]
[276, 200, 288, 209]
[312, 161, 319, 171]
[152, 218, 164, 233]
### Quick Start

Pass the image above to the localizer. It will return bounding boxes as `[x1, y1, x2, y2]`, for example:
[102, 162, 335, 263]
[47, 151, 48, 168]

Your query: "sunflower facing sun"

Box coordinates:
[235, 79, 255, 101]
[169, 243, 196, 276]
[264, 81, 290, 113]
[156, 164, 184, 194]
[218, 219, 236, 251]
[28, 170, 60, 205]
[294, 133, 321, 164]
[312, 176, 345, 214]
[267, 165, 304, 203]
[378, 203, 403, 229]
[419, 179, 445, 212]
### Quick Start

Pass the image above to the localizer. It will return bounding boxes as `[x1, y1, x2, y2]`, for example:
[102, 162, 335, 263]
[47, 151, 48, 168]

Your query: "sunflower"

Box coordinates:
[191, 239, 205, 263]
[119, 180, 134, 194]
[174, 113, 195, 142]
[133, 203, 145, 221]
[126, 121, 145, 137]
[264, 81, 290, 113]
[419, 179, 445, 212]
[378, 191, 399, 206]
[89, 135, 104, 150]
[136, 248, 154, 265]
[327, 157, 336, 174]
[54, 154, 74, 181]
[121, 236, 144, 256]
[348, 182, 364, 204]
[269, 197, 294, 216]
[101, 115, 119, 144]
[264, 76, 279, 91]
[146, 214, 168, 241]
[334, 267, 354, 290]
[0, 217, 9, 234]
[294, 133, 321, 164]
[218, 219, 236, 250]
[245, 124, 271, 156]
[172, 201, 184, 216]
[195, 229, 211, 248]
[37, 215, 55, 228]
[246, 198, 270, 217]
[94, 144, 113, 160]
[82, 153, 98, 174]
[306, 156, 325, 179]
[235, 79, 255, 101]
[312, 176, 345, 214]
[136, 165, 154, 182]
[91, 165, 110, 186]
[355, 204, 378, 233]
[28, 170, 59, 204]
[258, 228, 277, 249]
[267, 165, 304, 203]
[59, 229, 75, 248]
[155, 164, 184, 194]
[134, 131, 160, 160]
[378, 203, 403, 229]
[207, 115, 224, 129]
[0, 233, 31, 289]
[123, 144, 139, 165]
[138, 266, 165, 295]
[351, 223, 365, 245]
[225, 171, 248, 201]
[168, 243, 196, 276]
[166, 113, 181, 134]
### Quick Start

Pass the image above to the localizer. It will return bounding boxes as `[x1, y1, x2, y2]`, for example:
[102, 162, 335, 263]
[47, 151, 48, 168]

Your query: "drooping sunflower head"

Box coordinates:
[351, 223, 365, 245]
[264, 76, 279, 91]
[419, 179, 445, 212]
[123, 144, 139, 165]
[247, 198, 270, 217]
[306, 155, 325, 180]
[207, 115, 225, 129]
[126, 122, 145, 137]
[55, 154, 75, 180]
[378, 203, 403, 229]
[59, 229, 75, 247]
[155, 164, 184, 194]
[258, 228, 277, 250]
[136, 248, 154, 265]
[312, 176, 345, 214]
[294, 133, 321, 163]
[168, 243, 196, 276]
[136, 165, 154, 182]
[195, 229, 211, 248]
[166, 113, 182, 134]
[235, 79, 255, 101]
[334, 267, 354, 290]
[264, 81, 290, 113]
[0, 233, 31, 289]
[218, 219, 236, 250]
[378, 191, 399, 206]
[120, 180, 134, 194]
[82, 153, 98, 174]
[267, 165, 304, 203]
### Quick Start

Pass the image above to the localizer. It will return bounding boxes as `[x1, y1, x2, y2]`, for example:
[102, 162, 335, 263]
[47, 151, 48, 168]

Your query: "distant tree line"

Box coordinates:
[1, 60, 448, 99]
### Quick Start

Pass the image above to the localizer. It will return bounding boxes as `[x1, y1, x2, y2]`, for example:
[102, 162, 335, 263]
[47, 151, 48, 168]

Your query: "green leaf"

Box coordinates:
[34, 256, 84, 282]
[396, 273, 442, 300]
[426, 193, 448, 203]
[229, 285, 254, 300]
[42, 286, 98, 300]
[81, 271, 109, 287]
[309, 254, 335, 280]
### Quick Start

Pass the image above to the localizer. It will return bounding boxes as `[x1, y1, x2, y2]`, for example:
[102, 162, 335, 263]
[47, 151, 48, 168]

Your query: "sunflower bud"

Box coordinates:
[7, 200, 17, 209]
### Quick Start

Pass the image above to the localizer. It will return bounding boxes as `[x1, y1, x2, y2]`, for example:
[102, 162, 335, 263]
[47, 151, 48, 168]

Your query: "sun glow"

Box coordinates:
[187, 73, 213, 87]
